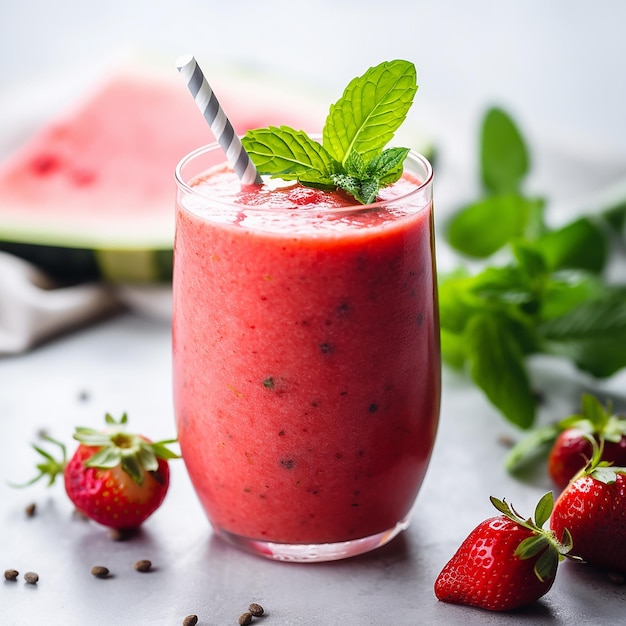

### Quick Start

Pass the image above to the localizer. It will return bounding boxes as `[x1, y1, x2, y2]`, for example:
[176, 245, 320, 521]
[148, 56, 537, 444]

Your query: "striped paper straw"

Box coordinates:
[176, 54, 262, 185]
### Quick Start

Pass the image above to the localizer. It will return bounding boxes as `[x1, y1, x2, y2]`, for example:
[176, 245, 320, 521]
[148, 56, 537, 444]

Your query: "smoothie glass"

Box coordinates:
[173, 142, 440, 562]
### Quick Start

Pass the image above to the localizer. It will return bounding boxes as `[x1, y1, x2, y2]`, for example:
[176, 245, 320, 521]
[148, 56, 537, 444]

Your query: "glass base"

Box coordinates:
[213, 516, 411, 562]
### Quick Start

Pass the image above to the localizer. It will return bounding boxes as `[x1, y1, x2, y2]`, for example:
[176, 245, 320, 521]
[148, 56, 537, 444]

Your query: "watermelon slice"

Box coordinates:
[0, 64, 326, 283]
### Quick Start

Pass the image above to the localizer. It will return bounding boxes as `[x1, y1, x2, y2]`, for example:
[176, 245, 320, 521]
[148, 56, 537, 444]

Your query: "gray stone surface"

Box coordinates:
[1, 313, 624, 625]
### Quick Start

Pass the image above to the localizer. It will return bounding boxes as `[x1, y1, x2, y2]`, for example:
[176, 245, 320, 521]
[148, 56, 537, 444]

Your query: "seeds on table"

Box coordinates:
[238, 613, 253, 626]
[248, 603, 264, 617]
[24, 572, 39, 584]
[133, 559, 152, 572]
[4, 569, 19, 581]
[90, 565, 110, 579]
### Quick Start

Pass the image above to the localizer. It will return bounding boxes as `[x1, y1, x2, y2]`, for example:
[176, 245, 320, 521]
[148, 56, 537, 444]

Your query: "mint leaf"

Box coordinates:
[369, 147, 410, 184]
[332, 147, 410, 204]
[242, 60, 417, 204]
[442, 103, 626, 433]
[538, 287, 626, 377]
[323, 60, 417, 166]
[470, 266, 538, 313]
[539, 271, 604, 320]
[446, 194, 545, 258]
[332, 174, 379, 205]
[534, 217, 608, 273]
[481, 107, 530, 194]
[466, 313, 536, 428]
[438, 270, 480, 334]
[504, 424, 560, 473]
[241, 126, 336, 186]
[440, 328, 467, 369]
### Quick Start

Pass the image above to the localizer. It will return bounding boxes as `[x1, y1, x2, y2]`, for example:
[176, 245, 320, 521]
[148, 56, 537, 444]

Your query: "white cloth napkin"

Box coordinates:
[0, 251, 120, 354]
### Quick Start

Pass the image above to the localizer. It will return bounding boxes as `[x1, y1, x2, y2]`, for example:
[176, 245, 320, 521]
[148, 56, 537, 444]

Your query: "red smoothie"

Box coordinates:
[173, 144, 440, 560]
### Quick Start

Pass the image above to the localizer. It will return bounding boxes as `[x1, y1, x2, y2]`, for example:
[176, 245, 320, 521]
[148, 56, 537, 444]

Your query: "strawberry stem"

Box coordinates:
[489, 492, 580, 582]
[75, 413, 180, 486]
[13, 413, 179, 490]
[11, 434, 67, 488]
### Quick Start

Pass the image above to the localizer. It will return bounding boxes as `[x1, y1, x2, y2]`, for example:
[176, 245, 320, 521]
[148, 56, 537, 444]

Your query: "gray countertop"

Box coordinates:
[1, 311, 624, 625]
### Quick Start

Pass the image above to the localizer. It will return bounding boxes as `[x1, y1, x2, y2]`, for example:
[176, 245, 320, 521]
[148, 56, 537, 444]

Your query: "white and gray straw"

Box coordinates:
[176, 54, 262, 185]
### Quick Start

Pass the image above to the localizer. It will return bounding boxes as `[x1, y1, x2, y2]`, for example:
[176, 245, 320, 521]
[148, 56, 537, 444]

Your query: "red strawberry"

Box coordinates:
[547, 394, 626, 489]
[434, 493, 575, 611]
[20, 413, 179, 530]
[550, 440, 626, 574]
[505, 393, 626, 489]
[548, 428, 626, 489]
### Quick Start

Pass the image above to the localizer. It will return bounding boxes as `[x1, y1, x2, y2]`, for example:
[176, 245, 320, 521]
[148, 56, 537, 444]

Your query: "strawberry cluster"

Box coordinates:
[435, 402, 626, 612]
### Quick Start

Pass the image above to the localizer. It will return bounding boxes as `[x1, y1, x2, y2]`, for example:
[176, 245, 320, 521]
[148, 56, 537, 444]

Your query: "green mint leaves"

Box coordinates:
[241, 60, 417, 204]
[440, 107, 626, 429]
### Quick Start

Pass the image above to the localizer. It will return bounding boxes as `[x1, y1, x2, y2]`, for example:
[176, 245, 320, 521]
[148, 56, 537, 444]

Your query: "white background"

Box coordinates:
[1, 0, 625, 159]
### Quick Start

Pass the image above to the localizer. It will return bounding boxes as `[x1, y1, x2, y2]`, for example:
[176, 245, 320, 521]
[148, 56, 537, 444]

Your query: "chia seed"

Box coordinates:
[238, 612, 253, 626]
[248, 603, 264, 617]
[182, 616, 198, 626]
[24, 572, 39, 584]
[133, 559, 152, 572]
[4, 569, 19, 581]
[24, 502, 36, 517]
[90, 566, 110, 579]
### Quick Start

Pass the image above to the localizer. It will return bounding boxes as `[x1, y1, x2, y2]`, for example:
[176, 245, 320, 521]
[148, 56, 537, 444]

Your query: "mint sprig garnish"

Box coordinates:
[242, 60, 418, 204]
[439, 106, 626, 429]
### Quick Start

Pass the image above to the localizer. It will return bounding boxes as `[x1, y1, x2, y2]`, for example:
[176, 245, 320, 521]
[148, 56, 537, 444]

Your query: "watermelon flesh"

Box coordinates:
[0, 65, 325, 282]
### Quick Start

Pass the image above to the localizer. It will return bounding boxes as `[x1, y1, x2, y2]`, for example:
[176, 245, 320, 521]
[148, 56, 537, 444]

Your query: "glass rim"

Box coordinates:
[174, 141, 433, 212]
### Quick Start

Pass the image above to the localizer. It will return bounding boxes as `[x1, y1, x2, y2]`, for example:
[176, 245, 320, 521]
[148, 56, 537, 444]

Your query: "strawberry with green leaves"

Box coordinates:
[434, 493, 576, 611]
[505, 393, 626, 489]
[547, 394, 626, 489]
[22, 413, 179, 530]
[550, 439, 626, 574]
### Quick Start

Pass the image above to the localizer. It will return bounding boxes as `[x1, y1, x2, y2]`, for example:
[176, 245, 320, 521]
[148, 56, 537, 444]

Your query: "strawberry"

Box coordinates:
[550, 439, 626, 574]
[505, 393, 626, 489]
[20, 413, 179, 530]
[549, 428, 626, 489]
[434, 493, 576, 611]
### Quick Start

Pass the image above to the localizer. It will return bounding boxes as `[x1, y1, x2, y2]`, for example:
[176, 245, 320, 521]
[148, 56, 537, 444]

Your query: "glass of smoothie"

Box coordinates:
[173, 138, 440, 562]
